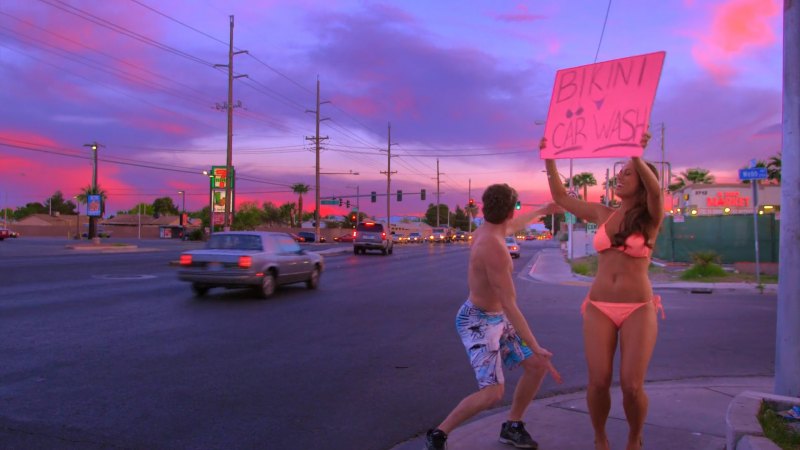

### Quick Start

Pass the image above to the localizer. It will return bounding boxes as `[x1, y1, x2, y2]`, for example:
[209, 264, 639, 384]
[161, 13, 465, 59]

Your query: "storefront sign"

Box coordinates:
[705, 191, 749, 208]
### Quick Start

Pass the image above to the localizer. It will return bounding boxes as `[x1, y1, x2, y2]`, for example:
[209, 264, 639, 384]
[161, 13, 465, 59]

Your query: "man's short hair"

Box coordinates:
[482, 184, 517, 224]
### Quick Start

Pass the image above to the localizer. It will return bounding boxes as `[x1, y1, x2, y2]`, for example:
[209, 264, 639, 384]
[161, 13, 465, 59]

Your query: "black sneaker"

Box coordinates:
[424, 428, 447, 450]
[499, 421, 538, 449]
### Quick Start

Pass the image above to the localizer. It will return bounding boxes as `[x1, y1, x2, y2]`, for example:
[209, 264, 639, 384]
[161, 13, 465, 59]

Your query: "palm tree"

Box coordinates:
[291, 183, 310, 227]
[669, 168, 714, 192]
[767, 153, 781, 183]
[571, 172, 597, 201]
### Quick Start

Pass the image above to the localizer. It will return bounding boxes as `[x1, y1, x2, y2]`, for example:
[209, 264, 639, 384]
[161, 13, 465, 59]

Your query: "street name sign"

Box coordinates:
[738, 167, 768, 181]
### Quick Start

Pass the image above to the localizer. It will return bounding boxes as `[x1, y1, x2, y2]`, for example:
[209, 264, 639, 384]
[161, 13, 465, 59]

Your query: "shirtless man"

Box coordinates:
[425, 184, 562, 450]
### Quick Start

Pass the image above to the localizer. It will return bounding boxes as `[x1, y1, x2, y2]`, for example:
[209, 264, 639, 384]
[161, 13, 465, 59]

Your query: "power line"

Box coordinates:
[594, 0, 613, 63]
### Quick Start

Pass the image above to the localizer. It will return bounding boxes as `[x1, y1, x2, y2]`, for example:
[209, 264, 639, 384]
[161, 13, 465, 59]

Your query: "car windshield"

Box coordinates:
[505, 237, 516, 244]
[207, 234, 263, 251]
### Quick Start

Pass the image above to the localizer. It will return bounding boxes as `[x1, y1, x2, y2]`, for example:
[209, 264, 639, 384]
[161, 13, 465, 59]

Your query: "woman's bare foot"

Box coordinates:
[594, 436, 610, 450]
[625, 437, 643, 450]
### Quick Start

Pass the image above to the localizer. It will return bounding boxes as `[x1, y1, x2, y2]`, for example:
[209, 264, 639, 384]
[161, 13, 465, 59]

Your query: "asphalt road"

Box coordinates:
[0, 237, 777, 449]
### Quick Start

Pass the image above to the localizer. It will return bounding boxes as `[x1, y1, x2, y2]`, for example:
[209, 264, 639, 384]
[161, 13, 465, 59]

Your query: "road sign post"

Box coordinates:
[739, 166, 769, 286]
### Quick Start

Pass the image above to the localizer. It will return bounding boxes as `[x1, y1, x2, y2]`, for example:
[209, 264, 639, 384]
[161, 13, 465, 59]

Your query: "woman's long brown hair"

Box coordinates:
[612, 161, 660, 249]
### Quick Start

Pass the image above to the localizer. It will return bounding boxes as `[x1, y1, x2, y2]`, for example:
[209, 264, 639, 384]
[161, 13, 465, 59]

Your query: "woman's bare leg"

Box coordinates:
[619, 303, 658, 450]
[583, 303, 619, 450]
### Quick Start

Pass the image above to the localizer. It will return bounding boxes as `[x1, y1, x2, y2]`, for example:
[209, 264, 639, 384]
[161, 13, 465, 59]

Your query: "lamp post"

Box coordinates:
[178, 190, 186, 227]
[202, 170, 214, 236]
[73, 195, 80, 240]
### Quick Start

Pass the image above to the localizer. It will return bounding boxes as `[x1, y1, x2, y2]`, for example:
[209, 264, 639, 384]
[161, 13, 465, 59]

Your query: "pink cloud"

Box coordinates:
[492, 3, 546, 23]
[691, 0, 780, 83]
[331, 94, 379, 116]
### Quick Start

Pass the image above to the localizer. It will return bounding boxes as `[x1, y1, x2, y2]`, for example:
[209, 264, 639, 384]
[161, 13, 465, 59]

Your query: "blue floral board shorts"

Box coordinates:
[456, 299, 533, 389]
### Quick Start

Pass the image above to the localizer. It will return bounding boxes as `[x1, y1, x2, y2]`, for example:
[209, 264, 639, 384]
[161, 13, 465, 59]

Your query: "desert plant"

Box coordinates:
[681, 251, 727, 280]
[689, 250, 721, 267]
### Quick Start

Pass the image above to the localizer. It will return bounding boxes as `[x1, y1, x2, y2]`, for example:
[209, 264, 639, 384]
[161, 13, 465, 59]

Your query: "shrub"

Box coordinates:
[757, 401, 800, 450]
[187, 229, 205, 241]
[689, 250, 721, 267]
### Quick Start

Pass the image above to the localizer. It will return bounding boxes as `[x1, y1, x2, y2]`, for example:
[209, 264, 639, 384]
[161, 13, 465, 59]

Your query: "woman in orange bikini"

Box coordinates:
[542, 134, 664, 450]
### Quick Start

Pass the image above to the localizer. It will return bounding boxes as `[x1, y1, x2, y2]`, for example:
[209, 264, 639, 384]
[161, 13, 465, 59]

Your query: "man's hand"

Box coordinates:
[531, 345, 563, 384]
[540, 202, 564, 216]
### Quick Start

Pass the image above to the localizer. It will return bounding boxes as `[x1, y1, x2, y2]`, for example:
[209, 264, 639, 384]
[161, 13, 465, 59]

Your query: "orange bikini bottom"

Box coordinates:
[581, 296, 665, 328]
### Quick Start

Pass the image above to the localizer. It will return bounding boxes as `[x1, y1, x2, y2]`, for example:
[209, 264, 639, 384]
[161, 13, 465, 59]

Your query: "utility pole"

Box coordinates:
[306, 77, 329, 240]
[434, 159, 444, 227]
[380, 123, 398, 230]
[604, 168, 610, 206]
[775, 0, 799, 397]
[468, 178, 473, 235]
[214, 15, 247, 231]
[83, 141, 102, 239]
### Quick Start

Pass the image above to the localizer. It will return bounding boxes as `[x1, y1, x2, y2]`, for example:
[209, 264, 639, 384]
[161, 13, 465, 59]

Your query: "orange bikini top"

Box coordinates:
[593, 219, 651, 258]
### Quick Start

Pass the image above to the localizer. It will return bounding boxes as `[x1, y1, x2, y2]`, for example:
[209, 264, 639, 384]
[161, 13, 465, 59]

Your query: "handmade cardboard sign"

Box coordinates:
[541, 51, 665, 159]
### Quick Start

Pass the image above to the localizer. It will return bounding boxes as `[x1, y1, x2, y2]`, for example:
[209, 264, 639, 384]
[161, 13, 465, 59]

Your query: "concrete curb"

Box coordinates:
[726, 391, 800, 450]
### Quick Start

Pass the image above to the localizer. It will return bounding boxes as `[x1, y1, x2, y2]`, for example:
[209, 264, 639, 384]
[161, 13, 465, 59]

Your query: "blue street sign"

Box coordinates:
[738, 167, 768, 180]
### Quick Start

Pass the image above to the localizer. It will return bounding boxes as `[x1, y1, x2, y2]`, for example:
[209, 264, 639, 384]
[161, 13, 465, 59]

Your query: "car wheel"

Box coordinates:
[354, 247, 359, 255]
[306, 267, 320, 289]
[381, 247, 387, 255]
[191, 283, 209, 297]
[388, 246, 393, 255]
[260, 271, 277, 298]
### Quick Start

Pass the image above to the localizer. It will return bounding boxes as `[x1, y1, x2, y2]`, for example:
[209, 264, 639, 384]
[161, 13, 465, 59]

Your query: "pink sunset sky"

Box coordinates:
[0, 0, 784, 218]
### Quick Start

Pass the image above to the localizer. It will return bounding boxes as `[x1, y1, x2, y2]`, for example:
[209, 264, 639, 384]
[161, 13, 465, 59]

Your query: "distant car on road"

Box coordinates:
[0, 228, 10, 240]
[177, 231, 324, 298]
[297, 231, 326, 243]
[453, 231, 470, 242]
[333, 232, 356, 243]
[354, 222, 393, 255]
[505, 236, 520, 259]
[428, 227, 450, 243]
[407, 232, 423, 243]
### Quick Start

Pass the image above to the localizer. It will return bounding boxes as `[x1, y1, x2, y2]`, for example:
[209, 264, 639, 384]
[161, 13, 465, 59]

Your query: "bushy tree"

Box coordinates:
[152, 197, 179, 216]
[44, 191, 78, 215]
[232, 201, 264, 230]
[424, 203, 450, 226]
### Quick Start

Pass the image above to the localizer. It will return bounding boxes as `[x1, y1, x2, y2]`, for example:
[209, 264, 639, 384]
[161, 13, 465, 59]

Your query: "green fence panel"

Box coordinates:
[653, 215, 779, 263]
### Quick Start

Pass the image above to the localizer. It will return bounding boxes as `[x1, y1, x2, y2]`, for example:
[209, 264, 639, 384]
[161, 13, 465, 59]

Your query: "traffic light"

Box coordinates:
[346, 200, 350, 208]
[371, 191, 377, 202]
[468, 198, 475, 207]
[515, 201, 521, 210]
[420, 189, 426, 201]
[339, 198, 342, 206]
[397, 190, 402, 201]
[350, 213, 357, 222]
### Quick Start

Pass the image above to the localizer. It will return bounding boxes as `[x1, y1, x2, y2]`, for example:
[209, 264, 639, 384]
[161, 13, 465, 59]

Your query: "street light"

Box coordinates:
[202, 170, 214, 236]
[178, 190, 186, 226]
[73, 195, 80, 239]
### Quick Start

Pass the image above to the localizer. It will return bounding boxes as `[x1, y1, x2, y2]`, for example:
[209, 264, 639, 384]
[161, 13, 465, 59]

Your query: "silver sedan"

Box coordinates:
[177, 231, 324, 298]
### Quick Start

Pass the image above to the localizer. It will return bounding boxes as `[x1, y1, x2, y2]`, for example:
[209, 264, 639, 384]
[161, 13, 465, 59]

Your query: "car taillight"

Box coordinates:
[381, 232, 386, 239]
[353, 231, 357, 237]
[179, 254, 192, 265]
[238, 256, 252, 268]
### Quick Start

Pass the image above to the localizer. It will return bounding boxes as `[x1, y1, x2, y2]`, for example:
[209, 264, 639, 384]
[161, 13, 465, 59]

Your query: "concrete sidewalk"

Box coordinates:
[391, 248, 781, 450]
[392, 377, 773, 450]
